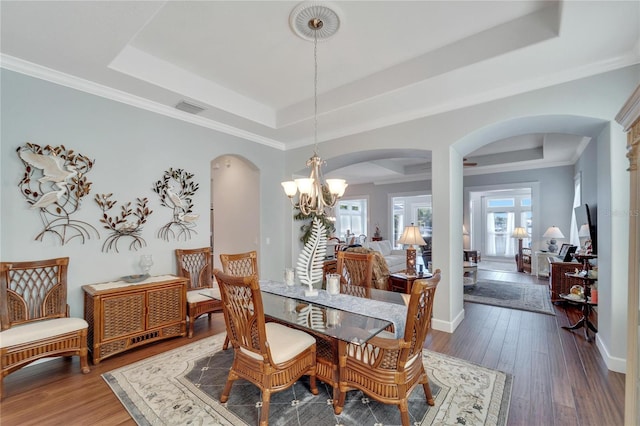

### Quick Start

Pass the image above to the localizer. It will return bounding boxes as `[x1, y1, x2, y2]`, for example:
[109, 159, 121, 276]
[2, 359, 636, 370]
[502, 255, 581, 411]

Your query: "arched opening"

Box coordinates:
[211, 155, 260, 271]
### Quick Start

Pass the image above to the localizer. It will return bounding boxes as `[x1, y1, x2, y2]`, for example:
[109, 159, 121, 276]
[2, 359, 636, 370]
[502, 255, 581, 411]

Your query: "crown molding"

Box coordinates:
[616, 83, 640, 131]
[0, 54, 286, 151]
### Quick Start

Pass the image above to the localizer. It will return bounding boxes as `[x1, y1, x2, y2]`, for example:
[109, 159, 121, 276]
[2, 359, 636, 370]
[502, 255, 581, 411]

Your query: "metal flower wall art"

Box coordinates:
[95, 194, 153, 252]
[17, 143, 98, 244]
[152, 168, 200, 241]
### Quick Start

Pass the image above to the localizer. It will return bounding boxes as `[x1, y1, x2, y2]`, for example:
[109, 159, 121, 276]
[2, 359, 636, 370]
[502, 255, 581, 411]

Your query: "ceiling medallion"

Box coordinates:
[289, 2, 341, 41]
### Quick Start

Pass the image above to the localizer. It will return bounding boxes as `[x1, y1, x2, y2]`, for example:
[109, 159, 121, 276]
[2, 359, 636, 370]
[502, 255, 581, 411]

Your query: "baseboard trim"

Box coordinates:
[432, 307, 465, 333]
[596, 335, 626, 373]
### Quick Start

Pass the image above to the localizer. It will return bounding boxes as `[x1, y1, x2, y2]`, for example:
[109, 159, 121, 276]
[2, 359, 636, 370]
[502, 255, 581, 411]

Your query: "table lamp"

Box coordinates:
[397, 223, 426, 273]
[542, 226, 564, 253]
[511, 227, 530, 272]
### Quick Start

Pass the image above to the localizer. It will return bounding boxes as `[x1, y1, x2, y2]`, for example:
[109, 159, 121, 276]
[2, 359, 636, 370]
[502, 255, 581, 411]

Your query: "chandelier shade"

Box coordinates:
[282, 3, 347, 217]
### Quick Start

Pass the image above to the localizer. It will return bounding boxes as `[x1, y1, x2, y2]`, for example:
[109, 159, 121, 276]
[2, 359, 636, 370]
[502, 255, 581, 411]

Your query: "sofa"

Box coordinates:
[363, 239, 406, 273]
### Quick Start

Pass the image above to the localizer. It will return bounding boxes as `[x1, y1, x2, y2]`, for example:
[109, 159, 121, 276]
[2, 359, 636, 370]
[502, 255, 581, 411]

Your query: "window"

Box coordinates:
[391, 195, 432, 249]
[335, 198, 367, 241]
[483, 191, 531, 258]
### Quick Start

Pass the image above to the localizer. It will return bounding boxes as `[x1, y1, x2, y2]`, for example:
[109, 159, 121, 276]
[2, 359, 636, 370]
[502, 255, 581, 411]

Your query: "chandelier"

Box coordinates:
[281, 3, 347, 217]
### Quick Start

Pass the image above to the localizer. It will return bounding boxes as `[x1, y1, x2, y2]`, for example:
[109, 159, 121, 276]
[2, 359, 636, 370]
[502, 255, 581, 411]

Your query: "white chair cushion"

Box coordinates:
[377, 240, 393, 256]
[187, 285, 221, 303]
[240, 322, 316, 364]
[0, 317, 88, 348]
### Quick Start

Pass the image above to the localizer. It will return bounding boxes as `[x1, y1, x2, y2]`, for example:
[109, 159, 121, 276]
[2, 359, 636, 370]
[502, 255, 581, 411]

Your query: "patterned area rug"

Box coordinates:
[103, 333, 512, 425]
[464, 280, 555, 315]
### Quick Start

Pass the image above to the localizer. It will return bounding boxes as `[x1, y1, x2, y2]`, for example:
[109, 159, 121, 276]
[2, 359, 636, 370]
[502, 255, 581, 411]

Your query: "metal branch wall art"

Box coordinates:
[152, 168, 200, 241]
[95, 194, 153, 252]
[17, 143, 99, 244]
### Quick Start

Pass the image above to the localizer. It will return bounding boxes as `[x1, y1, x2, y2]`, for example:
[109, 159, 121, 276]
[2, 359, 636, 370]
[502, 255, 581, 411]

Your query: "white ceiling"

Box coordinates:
[2, 0, 639, 183]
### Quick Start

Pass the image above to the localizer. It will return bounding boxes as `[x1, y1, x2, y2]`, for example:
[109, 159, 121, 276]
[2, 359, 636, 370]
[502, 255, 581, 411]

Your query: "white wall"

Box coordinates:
[0, 69, 286, 318]
[211, 155, 260, 271]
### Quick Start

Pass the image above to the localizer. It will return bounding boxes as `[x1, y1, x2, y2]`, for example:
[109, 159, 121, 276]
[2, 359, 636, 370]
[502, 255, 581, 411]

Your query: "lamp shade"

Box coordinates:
[463, 225, 469, 235]
[511, 227, 530, 239]
[398, 224, 426, 246]
[578, 224, 591, 237]
[542, 226, 565, 239]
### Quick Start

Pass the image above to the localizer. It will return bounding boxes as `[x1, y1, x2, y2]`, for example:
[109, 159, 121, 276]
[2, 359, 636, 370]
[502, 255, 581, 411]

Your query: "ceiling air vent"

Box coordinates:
[175, 100, 205, 115]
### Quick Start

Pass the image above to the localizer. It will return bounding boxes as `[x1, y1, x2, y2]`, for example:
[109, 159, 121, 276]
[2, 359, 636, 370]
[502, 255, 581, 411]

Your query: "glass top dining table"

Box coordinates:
[259, 280, 410, 345]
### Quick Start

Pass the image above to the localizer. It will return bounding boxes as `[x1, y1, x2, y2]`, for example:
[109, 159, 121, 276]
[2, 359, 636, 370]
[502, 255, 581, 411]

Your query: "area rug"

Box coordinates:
[464, 280, 555, 315]
[103, 333, 512, 426]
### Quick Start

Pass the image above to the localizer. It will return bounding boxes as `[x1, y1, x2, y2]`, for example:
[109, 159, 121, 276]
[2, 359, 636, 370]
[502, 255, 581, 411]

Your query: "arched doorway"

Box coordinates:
[211, 155, 260, 271]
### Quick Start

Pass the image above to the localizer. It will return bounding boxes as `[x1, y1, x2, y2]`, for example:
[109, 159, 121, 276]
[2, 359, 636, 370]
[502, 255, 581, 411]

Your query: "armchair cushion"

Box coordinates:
[0, 317, 88, 348]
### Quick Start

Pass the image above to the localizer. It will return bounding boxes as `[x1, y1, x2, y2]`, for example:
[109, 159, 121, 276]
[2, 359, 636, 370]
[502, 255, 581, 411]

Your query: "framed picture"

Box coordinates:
[558, 243, 577, 262]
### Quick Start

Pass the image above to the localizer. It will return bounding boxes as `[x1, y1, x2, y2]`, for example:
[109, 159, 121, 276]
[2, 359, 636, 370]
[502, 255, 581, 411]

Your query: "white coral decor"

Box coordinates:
[296, 217, 327, 296]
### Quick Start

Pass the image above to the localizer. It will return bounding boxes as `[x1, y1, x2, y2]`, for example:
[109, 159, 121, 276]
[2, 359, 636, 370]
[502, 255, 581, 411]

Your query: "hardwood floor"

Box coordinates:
[1, 269, 624, 425]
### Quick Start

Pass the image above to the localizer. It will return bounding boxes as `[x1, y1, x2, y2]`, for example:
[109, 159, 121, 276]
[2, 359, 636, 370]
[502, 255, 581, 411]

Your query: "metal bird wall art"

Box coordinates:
[17, 143, 98, 244]
[152, 168, 200, 241]
[95, 193, 153, 253]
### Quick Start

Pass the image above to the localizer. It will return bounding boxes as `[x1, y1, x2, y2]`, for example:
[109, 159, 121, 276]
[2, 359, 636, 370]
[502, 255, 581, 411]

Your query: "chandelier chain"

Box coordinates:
[313, 28, 319, 155]
[281, 6, 347, 217]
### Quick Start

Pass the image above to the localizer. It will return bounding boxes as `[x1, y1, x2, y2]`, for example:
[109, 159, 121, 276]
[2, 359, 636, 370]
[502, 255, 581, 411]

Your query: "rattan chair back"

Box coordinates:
[175, 247, 212, 291]
[334, 269, 441, 426]
[0, 257, 90, 399]
[214, 270, 265, 355]
[1, 257, 69, 329]
[220, 250, 258, 277]
[336, 251, 374, 298]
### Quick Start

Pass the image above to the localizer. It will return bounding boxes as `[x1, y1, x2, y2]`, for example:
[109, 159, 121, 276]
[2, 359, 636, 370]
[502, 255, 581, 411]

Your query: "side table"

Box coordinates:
[388, 271, 432, 294]
[560, 274, 598, 342]
[463, 261, 478, 285]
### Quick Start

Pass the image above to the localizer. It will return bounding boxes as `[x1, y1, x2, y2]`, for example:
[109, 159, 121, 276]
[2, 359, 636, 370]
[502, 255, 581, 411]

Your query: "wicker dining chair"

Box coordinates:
[213, 269, 318, 426]
[0, 257, 90, 399]
[175, 247, 222, 338]
[336, 250, 374, 298]
[219, 250, 258, 277]
[334, 269, 442, 426]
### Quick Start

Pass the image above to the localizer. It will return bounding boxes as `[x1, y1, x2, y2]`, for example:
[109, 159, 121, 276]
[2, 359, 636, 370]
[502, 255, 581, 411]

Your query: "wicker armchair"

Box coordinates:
[344, 246, 390, 290]
[334, 269, 441, 426]
[336, 251, 374, 298]
[213, 270, 318, 426]
[0, 257, 90, 399]
[175, 247, 222, 338]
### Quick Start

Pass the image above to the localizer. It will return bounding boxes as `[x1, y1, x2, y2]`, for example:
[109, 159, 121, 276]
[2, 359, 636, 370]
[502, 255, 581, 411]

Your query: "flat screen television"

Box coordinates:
[574, 203, 597, 254]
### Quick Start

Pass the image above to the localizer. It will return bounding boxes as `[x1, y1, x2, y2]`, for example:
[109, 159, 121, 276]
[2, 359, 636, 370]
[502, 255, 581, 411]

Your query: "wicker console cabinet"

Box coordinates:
[82, 275, 187, 364]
